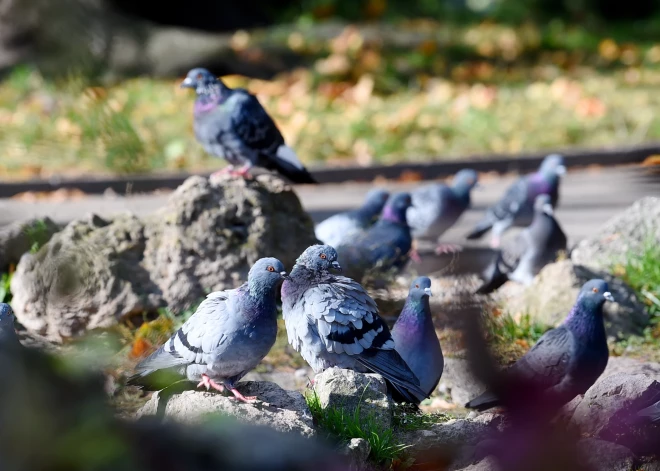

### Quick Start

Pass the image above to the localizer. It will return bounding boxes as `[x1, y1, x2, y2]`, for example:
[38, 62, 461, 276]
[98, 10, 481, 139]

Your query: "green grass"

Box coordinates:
[619, 239, 660, 319]
[0, 272, 12, 303]
[392, 402, 452, 431]
[305, 389, 409, 466]
[482, 309, 552, 363]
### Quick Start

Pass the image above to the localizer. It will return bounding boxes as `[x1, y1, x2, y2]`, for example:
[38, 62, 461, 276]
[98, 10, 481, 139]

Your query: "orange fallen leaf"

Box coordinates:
[130, 337, 153, 359]
[398, 170, 423, 182]
[642, 155, 660, 166]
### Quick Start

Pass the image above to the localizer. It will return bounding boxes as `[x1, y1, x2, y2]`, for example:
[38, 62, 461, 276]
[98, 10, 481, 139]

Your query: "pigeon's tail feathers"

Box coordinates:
[466, 216, 493, 240]
[125, 369, 153, 388]
[273, 145, 318, 184]
[638, 401, 660, 422]
[475, 251, 510, 295]
[465, 389, 500, 411]
[357, 349, 428, 405]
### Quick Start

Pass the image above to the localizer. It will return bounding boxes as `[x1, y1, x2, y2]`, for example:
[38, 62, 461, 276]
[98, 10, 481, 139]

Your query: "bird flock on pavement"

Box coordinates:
[1, 67, 656, 441]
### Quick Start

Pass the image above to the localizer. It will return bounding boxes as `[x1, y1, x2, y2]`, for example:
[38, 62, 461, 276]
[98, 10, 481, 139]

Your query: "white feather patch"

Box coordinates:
[276, 145, 304, 170]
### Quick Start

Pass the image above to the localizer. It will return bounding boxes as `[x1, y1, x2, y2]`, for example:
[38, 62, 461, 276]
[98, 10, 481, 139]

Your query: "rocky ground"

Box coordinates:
[1, 174, 659, 470]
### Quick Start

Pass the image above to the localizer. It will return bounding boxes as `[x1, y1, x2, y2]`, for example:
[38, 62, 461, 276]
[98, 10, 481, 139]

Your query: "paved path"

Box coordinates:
[1, 165, 658, 246]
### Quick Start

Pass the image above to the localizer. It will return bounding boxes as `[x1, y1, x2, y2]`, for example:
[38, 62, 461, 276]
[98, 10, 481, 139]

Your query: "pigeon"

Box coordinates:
[336, 192, 413, 281]
[475, 194, 568, 294]
[466, 279, 613, 411]
[128, 257, 288, 403]
[637, 400, 660, 422]
[391, 277, 444, 397]
[0, 304, 20, 346]
[281, 244, 428, 404]
[315, 188, 390, 248]
[466, 154, 566, 248]
[407, 169, 479, 254]
[181, 67, 318, 184]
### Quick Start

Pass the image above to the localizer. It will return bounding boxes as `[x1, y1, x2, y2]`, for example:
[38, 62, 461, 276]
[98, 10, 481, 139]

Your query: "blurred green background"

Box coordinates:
[1, 0, 660, 179]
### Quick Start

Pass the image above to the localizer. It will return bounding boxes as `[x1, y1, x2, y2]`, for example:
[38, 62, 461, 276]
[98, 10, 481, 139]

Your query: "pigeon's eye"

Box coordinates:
[415, 284, 419, 288]
[320, 253, 327, 260]
[196, 73, 203, 80]
[592, 287, 599, 293]
[267, 266, 275, 272]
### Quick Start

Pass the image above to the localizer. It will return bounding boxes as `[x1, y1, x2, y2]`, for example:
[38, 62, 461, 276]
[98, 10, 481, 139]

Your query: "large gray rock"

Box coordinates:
[602, 357, 660, 382]
[10, 174, 318, 342]
[571, 197, 660, 272]
[496, 259, 648, 337]
[577, 438, 635, 471]
[439, 356, 487, 406]
[0, 217, 60, 272]
[570, 373, 660, 455]
[137, 381, 315, 437]
[313, 367, 392, 430]
[338, 438, 372, 471]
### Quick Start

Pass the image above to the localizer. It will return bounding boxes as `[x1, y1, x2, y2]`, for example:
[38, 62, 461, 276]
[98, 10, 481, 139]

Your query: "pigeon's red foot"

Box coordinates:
[434, 243, 463, 255]
[229, 164, 253, 179]
[197, 374, 226, 393]
[409, 248, 422, 263]
[489, 237, 501, 249]
[229, 387, 258, 403]
[210, 167, 233, 178]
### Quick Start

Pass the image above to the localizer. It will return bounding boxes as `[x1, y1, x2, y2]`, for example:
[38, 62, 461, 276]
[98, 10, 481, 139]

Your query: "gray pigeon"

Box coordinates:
[466, 154, 566, 248]
[466, 279, 613, 411]
[181, 68, 318, 184]
[315, 188, 390, 248]
[391, 277, 444, 397]
[475, 194, 568, 294]
[0, 304, 19, 346]
[281, 244, 428, 404]
[407, 169, 478, 254]
[128, 257, 288, 403]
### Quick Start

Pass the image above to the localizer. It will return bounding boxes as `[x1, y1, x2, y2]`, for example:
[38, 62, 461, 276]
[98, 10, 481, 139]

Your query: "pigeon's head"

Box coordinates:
[534, 194, 554, 216]
[578, 279, 615, 309]
[539, 153, 566, 177]
[249, 258, 289, 290]
[453, 169, 479, 191]
[180, 68, 224, 95]
[381, 192, 413, 225]
[408, 276, 432, 301]
[0, 303, 16, 330]
[363, 188, 390, 212]
[296, 245, 341, 273]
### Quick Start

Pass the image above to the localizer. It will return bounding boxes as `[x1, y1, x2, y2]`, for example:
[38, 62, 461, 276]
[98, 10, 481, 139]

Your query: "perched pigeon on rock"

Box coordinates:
[391, 277, 444, 397]
[407, 169, 478, 254]
[281, 245, 428, 404]
[128, 257, 288, 403]
[181, 67, 318, 184]
[0, 304, 19, 346]
[315, 189, 390, 248]
[475, 194, 568, 294]
[466, 154, 566, 248]
[336, 192, 413, 281]
[466, 279, 613, 411]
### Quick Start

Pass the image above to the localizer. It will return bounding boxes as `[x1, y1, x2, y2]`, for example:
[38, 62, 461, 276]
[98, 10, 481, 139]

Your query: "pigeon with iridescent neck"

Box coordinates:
[181, 67, 317, 184]
[315, 188, 390, 248]
[475, 193, 568, 294]
[466, 279, 612, 412]
[0, 304, 20, 347]
[128, 257, 288, 403]
[336, 192, 413, 281]
[466, 154, 566, 248]
[281, 244, 428, 405]
[407, 169, 479, 255]
[391, 277, 444, 397]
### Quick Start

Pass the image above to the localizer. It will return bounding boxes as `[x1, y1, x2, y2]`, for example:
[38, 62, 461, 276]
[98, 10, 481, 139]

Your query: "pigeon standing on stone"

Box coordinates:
[315, 189, 390, 248]
[407, 169, 479, 254]
[281, 244, 427, 404]
[466, 279, 613, 411]
[181, 67, 318, 184]
[466, 154, 566, 248]
[475, 194, 568, 294]
[0, 304, 20, 346]
[391, 277, 444, 397]
[128, 257, 288, 403]
[336, 192, 413, 281]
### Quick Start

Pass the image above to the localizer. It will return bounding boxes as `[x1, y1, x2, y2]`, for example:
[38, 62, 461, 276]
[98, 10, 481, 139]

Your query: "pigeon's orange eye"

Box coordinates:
[196, 73, 203, 80]
[267, 266, 275, 272]
[592, 287, 599, 293]
[320, 253, 327, 259]
[415, 284, 419, 288]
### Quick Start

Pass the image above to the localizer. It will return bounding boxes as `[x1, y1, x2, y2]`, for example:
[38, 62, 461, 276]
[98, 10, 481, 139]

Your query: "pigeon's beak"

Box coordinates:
[424, 287, 433, 297]
[280, 271, 290, 280]
[604, 291, 614, 302]
[542, 203, 554, 216]
[331, 261, 342, 271]
[556, 164, 567, 175]
[180, 77, 195, 89]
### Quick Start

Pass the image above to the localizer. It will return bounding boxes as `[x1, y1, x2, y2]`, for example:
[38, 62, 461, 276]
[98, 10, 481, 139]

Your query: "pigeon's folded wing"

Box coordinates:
[490, 177, 529, 221]
[230, 91, 284, 154]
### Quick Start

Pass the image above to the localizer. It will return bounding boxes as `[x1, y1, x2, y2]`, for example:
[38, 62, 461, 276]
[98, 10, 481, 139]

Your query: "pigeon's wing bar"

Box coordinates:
[490, 177, 529, 221]
[510, 326, 574, 389]
[230, 91, 284, 155]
